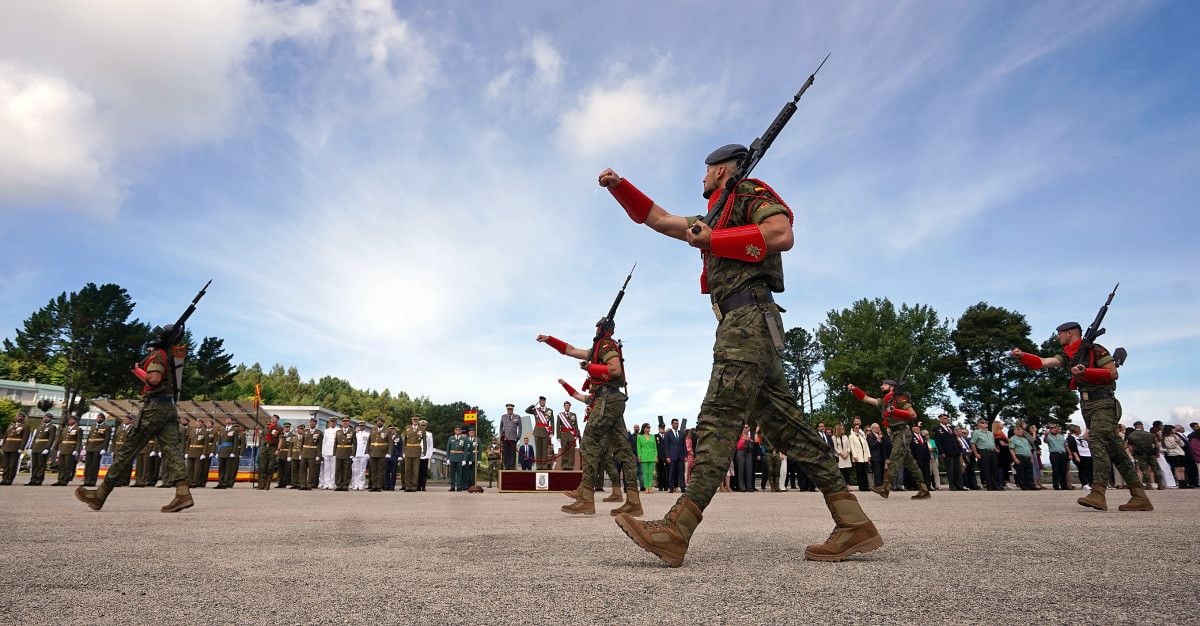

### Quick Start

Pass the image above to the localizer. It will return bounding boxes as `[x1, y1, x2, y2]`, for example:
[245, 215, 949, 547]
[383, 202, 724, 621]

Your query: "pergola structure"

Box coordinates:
[90, 399, 273, 433]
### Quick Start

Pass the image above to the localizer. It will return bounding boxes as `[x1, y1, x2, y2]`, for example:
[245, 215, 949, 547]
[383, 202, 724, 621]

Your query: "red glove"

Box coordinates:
[559, 380, 578, 396]
[850, 386, 867, 401]
[585, 363, 612, 382]
[1018, 352, 1043, 370]
[1080, 368, 1113, 384]
[709, 225, 767, 262]
[609, 179, 652, 224]
[543, 336, 568, 355]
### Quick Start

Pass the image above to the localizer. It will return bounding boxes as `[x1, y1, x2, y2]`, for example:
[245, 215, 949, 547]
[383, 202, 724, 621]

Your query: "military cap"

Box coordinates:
[1133, 420, 1143, 427]
[705, 143, 748, 165]
[297, 424, 307, 430]
[538, 396, 546, 401]
[1056, 322, 1082, 333]
[375, 418, 384, 425]
[419, 419, 428, 425]
[505, 403, 514, 408]
[881, 379, 899, 387]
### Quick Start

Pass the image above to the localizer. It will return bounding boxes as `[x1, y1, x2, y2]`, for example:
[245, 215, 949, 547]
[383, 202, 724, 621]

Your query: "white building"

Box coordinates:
[0, 378, 66, 414]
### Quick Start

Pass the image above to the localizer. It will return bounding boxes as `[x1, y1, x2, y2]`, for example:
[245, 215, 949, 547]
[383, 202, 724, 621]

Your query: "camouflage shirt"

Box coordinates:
[590, 337, 626, 389]
[1054, 341, 1116, 394]
[687, 179, 792, 303]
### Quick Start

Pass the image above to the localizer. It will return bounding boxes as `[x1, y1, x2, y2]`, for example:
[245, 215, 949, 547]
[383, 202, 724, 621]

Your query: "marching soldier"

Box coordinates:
[52, 415, 83, 486]
[1012, 320, 1151, 511]
[848, 379, 929, 500]
[526, 397, 554, 470]
[367, 418, 391, 492]
[556, 401, 579, 471]
[538, 318, 642, 518]
[402, 415, 424, 492]
[298, 419, 321, 491]
[599, 148, 881, 566]
[26, 414, 57, 486]
[82, 414, 113, 486]
[333, 417, 355, 491]
[133, 436, 160, 487]
[256, 415, 282, 490]
[108, 414, 136, 487]
[2, 412, 30, 485]
[75, 322, 196, 512]
[447, 426, 466, 491]
[214, 417, 244, 489]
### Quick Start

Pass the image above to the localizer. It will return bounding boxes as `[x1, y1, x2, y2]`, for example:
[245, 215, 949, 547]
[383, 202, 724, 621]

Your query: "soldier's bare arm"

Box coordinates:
[599, 168, 689, 241]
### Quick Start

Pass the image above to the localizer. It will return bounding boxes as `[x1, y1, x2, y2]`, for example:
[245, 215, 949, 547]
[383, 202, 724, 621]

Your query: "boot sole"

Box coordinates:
[73, 487, 103, 511]
[1117, 505, 1154, 511]
[615, 513, 684, 568]
[911, 494, 931, 499]
[804, 533, 884, 562]
[1077, 498, 1107, 511]
[610, 506, 644, 517]
[561, 505, 595, 515]
[161, 497, 194, 513]
[602, 496, 623, 503]
[872, 490, 889, 499]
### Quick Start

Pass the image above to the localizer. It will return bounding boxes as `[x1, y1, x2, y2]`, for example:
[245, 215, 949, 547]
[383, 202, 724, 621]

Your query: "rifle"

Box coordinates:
[160, 280, 212, 346]
[691, 53, 829, 235]
[589, 264, 636, 394]
[1074, 283, 1123, 368]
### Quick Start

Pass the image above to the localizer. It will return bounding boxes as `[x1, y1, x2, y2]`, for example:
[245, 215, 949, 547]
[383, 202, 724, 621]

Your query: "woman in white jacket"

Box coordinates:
[833, 423, 853, 484]
[848, 419, 872, 492]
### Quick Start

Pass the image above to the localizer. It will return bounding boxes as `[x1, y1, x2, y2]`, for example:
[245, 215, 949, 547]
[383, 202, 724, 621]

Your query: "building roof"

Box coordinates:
[0, 378, 66, 392]
[90, 399, 274, 431]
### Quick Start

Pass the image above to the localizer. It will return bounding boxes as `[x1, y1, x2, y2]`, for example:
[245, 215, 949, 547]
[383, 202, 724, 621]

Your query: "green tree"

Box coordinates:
[816, 298, 954, 427]
[181, 335, 235, 400]
[0, 398, 19, 434]
[948, 303, 1037, 424]
[3, 284, 149, 414]
[780, 326, 822, 414]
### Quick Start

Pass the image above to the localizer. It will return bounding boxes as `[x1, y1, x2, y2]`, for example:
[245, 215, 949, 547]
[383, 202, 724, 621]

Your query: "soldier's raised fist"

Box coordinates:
[598, 168, 621, 188]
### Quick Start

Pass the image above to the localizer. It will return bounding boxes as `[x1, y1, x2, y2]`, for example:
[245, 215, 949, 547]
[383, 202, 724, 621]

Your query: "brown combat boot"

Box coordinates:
[562, 479, 590, 501]
[161, 481, 194, 513]
[602, 483, 623, 503]
[610, 488, 643, 517]
[804, 491, 884, 562]
[1118, 486, 1154, 512]
[561, 484, 595, 515]
[1077, 484, 1107, 511]
[911, 483, 931, 499]
[75, 482, 111, 511]
[871, 481, 890, 499]
[615, 495, 702, 568]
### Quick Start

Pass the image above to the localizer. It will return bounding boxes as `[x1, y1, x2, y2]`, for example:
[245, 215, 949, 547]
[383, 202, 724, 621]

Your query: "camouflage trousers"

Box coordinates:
[580, 391, 638, 492]
[1082, 398, 1142, 490]
[685, 303, 846, 511]
[103, 403, 186, 489]
[886, 426, 926, 486]
[1132, 452, 1163, 487]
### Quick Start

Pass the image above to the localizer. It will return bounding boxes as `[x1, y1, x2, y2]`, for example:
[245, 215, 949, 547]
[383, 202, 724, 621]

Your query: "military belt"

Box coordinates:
[714, 285, 780, 321]
[1080, 389, 1114, 401]
[593, 384, 622, 398]
[143, 396, 175, 405]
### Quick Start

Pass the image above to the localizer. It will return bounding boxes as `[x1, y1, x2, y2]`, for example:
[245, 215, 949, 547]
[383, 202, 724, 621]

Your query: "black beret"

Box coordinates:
[705, 144, 748, 165]
[1056, 322, 1082, 333]
[881, 379, 899, 387]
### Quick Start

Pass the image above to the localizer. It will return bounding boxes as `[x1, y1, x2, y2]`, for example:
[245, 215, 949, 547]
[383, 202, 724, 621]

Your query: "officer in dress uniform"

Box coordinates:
[367, 418, 391, 492]
[556, 402, 580, 471]
[1, 412, 30, 485]
[256, 415, 282, 490]
[82, 414, 113, 487]
[402, 416, 424, 492]
[333, 418, 355, 491]
[447, 426, 466, 491]
[214, 417, 244, 489]
[52, 415, 83, 486]
[108, 414, 136, 487]
[26, 414, 58, 486]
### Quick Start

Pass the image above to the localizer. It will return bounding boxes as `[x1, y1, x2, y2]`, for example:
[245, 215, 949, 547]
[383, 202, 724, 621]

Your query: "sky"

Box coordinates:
[2, 1, 1198, 436]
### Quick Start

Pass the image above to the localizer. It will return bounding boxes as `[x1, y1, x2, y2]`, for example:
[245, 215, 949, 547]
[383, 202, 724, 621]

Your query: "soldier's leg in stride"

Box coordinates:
[682, 360, 763, 511]
[755, 367, 846, 496]
[605, 406, 638, 493]
[579, 398, 613, 489]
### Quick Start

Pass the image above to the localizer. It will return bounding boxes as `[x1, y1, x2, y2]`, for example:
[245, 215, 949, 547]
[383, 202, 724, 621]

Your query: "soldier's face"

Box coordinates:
[702, 164, 727, 199]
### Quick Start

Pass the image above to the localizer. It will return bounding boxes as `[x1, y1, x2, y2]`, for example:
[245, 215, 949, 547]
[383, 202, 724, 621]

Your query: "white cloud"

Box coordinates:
[556, 70, 715, 159]
[1172, 405, 1200, 424]
[529, 36, 563, 86]
[0, 0, 434, 213]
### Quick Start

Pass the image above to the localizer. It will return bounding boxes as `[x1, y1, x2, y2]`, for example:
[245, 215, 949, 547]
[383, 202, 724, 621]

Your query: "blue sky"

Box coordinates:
[1, 1, 1197, 434]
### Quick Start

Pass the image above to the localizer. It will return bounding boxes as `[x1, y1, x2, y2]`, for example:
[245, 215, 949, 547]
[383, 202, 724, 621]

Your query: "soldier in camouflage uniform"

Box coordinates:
[2, 412, 30, 485]
[848, 380, 929, 500]
[26, 414, 58, 486]
[537, 322, 642, 518]
[75, 324, 194, 512]
[598, 147, 882, 566]
[1126, 422, 1163, 490]
[1012, 321, 1151, 511]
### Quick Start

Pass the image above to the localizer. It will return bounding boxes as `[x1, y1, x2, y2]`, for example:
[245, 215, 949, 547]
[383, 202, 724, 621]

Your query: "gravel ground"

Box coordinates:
[1, 483, 1196, 624]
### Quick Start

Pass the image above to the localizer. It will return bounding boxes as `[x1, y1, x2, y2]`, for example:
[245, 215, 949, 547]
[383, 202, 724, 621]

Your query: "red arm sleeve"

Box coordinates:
[559, 380, 578, 396]
[1080, 368, 1113, 384]
[543, 336, 568, 355]
[585, 363, 612, 382]
[850, 387, 867, 401]
[609, 179, 652, 224]
[1018, 352, 1044, 370]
